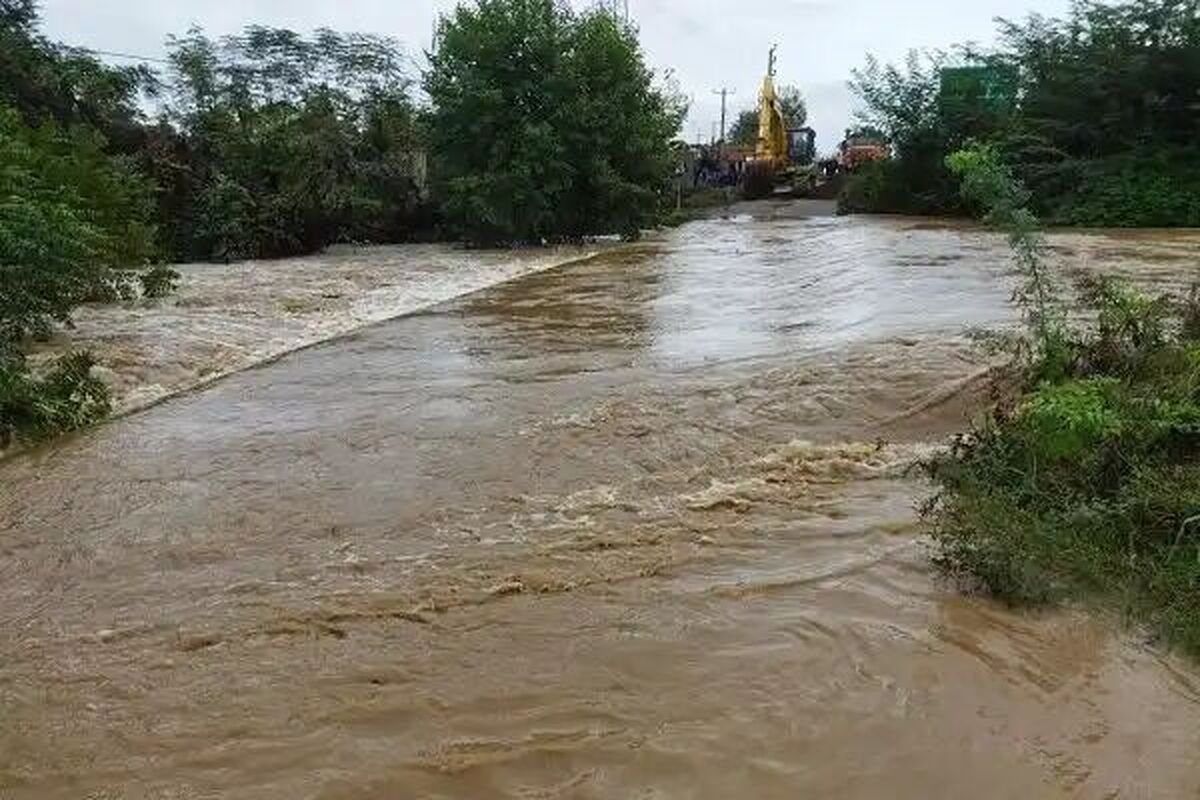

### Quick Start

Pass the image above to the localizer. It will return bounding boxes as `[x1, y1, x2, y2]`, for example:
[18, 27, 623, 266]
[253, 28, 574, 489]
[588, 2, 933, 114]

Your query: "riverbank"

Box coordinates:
[922, 148, 1200, 659]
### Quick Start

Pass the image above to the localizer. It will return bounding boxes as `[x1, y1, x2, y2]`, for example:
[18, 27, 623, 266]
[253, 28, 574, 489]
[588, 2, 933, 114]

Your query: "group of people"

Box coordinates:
[691, 145, 746, 188]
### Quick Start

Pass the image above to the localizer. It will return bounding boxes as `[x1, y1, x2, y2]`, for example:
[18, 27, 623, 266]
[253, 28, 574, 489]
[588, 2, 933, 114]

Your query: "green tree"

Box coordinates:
[0, 0, 36, 27]
[843, 50, 964, 215]
[425, 0, 685, 244]
[728, 109, 758, 147]
[843, 1, 1200, 225]
[0, 3, 168, 448]
[0, 100, 157, 447]
[163, 26, 425, 260]
[849, 50, 961, 149]
[0, 106, 156, 341]
[1, 0, 156, 148]
[994, 0, 1200, 226]
[776, 84, 807, 128]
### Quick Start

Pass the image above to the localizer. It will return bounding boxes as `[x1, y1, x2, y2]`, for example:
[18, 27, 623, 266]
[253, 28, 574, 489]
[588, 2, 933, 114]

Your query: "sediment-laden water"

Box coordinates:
[3, 207, 1199, 798]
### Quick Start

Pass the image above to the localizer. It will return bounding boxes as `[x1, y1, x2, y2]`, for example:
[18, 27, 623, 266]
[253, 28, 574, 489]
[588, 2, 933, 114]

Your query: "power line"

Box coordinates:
[67, 46, 171, 66]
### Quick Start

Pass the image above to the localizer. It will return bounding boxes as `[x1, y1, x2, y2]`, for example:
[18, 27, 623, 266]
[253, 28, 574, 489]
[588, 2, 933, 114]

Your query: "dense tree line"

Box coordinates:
[841, 0, 1200, 226]
[0, 0, 684, 446]
[158, 27, 428, 261]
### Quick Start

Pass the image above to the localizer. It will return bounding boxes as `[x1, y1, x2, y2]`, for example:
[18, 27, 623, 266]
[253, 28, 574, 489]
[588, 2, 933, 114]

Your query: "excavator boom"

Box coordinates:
[755, 46, 789, 167]
[743, 45, 818, 198]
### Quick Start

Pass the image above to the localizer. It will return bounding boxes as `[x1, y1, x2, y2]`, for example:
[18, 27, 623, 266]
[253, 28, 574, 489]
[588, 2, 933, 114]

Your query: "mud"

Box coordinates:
[2, 209, 1199, 798]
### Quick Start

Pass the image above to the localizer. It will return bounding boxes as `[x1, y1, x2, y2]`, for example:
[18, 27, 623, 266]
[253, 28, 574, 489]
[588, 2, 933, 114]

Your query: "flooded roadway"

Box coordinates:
[3, 207, 1200, 798]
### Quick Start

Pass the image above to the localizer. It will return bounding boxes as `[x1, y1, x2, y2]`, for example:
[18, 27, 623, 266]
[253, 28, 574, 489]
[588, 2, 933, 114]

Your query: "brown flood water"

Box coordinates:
[3, 207, 1200, 798]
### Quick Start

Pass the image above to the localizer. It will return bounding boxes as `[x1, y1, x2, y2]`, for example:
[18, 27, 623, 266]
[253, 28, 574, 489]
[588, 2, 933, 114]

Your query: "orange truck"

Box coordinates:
[838, 129, 888, 172]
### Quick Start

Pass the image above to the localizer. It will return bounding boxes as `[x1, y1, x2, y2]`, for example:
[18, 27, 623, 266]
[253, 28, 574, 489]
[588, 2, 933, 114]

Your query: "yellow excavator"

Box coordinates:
[744, 46, 817, 198]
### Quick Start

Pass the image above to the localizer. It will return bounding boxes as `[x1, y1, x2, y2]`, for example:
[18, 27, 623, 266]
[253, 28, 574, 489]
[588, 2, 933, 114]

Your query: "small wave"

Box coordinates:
[759, 440, 938, 481]
[683, 478, 773, 511]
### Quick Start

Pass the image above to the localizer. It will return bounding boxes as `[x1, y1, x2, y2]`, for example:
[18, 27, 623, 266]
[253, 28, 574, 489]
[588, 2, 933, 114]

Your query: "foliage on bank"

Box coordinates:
[159, 27, 428, 261]
[843, 0, 1200, 227]
[1, 1, 161, 448]
[0, 350, 110, 450]
[924, 144, 1200, 656]
[0, 107, 157, 341]
[426, 0, 686, 244]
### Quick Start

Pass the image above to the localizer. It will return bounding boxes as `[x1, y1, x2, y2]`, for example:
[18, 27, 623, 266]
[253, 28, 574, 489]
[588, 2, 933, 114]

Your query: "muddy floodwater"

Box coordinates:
[3, 207, 1200, 798]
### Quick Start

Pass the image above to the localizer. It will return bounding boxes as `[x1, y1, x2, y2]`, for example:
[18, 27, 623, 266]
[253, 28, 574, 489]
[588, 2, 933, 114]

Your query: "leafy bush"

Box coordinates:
[838, 156, 962, 216]
[1017, 379, 1122, 461]
[0, 349, 111, 449]
[1047, 152, 1200, 228]
[926, 144, 1200, 656]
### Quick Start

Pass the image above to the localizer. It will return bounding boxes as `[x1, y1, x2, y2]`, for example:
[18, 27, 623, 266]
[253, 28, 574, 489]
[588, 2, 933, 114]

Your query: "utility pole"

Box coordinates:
[712, 87, 735, 151]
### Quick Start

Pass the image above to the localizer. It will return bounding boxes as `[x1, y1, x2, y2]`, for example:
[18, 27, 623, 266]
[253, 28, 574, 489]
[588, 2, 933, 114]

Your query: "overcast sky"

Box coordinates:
[37, 0, 1072, 152]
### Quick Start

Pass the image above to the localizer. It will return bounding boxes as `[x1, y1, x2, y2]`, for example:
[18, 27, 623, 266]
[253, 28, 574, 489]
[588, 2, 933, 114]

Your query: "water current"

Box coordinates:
[3, 205, 1199, 798]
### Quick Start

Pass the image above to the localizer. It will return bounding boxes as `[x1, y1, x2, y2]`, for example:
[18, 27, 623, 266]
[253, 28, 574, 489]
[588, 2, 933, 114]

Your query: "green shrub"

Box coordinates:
[837, 150, 962, 217]
[0, 101, 151, 444]
[0, 350, 111, 449]
[837, 161, 889, 214]
[1047, 152, 1200, 228]
[928, 142, 1200, 656]
[1018, 379, 1122, 461]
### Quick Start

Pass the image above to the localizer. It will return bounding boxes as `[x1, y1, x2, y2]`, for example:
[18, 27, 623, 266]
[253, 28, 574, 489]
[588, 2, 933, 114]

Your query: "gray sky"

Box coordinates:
[38, 0, 1071, 152]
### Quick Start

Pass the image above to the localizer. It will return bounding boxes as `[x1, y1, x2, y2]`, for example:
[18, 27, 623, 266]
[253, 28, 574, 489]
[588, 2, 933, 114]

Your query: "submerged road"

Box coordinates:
[3, 206, 1200, 798]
